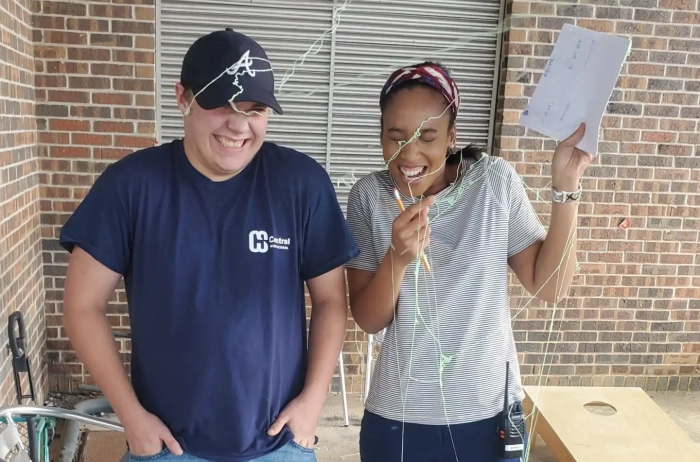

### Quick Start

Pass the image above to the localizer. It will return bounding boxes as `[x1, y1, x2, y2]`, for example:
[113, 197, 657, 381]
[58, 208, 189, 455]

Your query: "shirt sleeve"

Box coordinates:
[299, 167, 360, 281]
[506, 162, 547, 258]
[59, 164, 133, 275]
[344, 176, 380, 272]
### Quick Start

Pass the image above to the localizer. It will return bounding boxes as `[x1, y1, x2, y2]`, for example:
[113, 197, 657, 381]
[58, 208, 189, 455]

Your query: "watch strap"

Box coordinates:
[552, 186, 582, 203]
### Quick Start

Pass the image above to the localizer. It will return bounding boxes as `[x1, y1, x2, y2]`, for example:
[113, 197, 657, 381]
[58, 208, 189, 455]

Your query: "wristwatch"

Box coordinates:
[551, 185, 582, 203]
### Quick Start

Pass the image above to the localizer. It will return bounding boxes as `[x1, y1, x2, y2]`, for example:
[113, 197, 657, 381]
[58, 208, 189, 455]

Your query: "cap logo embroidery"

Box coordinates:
[224, 50, 254, 104]
[185, 49, 274, 116]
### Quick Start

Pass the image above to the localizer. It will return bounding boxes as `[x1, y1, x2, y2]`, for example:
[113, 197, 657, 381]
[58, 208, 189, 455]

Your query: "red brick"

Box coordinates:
[135, 94, 154, 107]
[65, 18, 110, 32]
[135, 65, 154, 79]
[89, 4, 132, 19]
[135, 7, 156, 21]
[94, 148, 133, 160]
[135, 36, 155, 50]
[94, 121, 134, 133]
[42, 1, 87, 16]
[92, 93, 133, 105]
[91, 63, 134, 77]
[45, 61, 89, 74]
[641, 131, 678, 142]
[39, 30, 88, 46]
[672, 12, 700, 24]
[46, 90, 90, 103]
[48, 119, 90, 132]
[35, 45, 66, 59]
[113, 78, 153, 92]
[90, 34, 133, 48]
[577, 19, 614, 33]
[68, 76, 111, 89]
[114, 135, 155, 148]
[34, 15, 65, 30]
[137, 122, 155, 134]
[35, 74, 67, 88]
[71, 133, 112, 146]
[49, 146, 90, 157]
[67, 47, 111, 61]
[112, 50, 154, 64]
[660, 0, 695, 9]
[618, 77, 646, 88]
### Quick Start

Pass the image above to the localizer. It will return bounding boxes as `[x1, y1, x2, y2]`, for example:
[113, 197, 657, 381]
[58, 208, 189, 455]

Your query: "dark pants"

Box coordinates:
[359, 410, 528, 462]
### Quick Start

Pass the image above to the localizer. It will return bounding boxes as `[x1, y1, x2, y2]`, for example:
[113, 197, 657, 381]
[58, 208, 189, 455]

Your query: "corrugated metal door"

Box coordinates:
[157, 1, 504, 209]
[157, 0, 334, 166]
[330, 0, 504, 208]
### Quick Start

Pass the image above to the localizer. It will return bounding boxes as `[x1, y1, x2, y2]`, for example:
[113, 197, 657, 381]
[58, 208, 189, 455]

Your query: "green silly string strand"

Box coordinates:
[181, 5, 585, 461]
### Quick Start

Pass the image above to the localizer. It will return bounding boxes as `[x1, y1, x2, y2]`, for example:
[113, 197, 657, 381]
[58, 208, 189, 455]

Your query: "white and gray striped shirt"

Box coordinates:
[345, 153, 547, 425]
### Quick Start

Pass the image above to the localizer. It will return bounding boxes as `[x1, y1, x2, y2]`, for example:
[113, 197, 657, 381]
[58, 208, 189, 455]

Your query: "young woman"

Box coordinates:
[345, 62, 593, 462]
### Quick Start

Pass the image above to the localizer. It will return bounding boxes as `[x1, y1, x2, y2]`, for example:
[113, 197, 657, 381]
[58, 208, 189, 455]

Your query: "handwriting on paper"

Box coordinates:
[519, 24, 631, 157]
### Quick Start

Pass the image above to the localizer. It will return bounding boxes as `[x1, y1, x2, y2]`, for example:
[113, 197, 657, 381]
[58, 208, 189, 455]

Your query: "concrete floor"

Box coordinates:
[313, 391, 700, 461]
[315, 393, 552, 462]
[74, 390, 700, 461]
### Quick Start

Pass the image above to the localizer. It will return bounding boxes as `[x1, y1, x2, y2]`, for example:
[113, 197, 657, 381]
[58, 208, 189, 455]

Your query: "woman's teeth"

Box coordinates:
[400, 166, 425, 178]
[215, 135, 245, 148]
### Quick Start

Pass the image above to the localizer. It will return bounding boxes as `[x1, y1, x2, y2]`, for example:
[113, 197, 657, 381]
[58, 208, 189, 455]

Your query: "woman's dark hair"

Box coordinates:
[448, 144, 485, 164]
[379, 60, 484, 164]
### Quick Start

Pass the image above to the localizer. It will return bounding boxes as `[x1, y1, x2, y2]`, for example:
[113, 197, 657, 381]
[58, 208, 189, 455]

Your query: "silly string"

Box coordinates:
[180, 5, 584, 462]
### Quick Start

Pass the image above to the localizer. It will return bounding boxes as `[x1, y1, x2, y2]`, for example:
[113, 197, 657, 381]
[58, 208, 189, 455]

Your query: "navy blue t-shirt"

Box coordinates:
[59, 139, 359, 461]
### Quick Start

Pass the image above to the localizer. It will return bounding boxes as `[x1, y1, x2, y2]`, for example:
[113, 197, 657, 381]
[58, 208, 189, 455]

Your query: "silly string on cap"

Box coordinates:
[184, 50, 273, 117]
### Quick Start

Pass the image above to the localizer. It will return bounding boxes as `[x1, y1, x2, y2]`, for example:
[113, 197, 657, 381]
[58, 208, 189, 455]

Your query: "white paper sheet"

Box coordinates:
[519, 24, 631, 156]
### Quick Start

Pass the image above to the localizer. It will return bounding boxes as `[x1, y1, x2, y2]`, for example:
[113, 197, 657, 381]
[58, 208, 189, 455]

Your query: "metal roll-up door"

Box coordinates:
[329, 0, 505, 209]
[157, 1, 334, 166]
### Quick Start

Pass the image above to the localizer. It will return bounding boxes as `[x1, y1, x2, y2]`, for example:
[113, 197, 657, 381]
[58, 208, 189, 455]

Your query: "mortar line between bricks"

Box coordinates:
[0, 188, 41, 219]
[35, 56, 155, 65]
[0, 264, 44, 324]
[0, 52, 36, 73]
[35, 92, 157, 96]
[0, 131, 37, 138]
[0, 20, 33, 40]
[33, 13, 154, 23]
[0, 254, 43, 306]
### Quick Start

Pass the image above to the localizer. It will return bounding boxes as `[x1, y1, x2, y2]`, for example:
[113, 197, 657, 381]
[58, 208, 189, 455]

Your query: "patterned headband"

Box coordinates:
[380, 63, 460, 113]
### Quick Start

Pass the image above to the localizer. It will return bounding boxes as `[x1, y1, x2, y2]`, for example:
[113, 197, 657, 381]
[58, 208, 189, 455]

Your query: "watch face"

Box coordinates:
[552, 188, 580, 202]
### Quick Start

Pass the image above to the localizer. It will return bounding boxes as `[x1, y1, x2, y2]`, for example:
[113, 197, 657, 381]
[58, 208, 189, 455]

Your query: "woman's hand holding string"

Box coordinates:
[389, 195, 435, 268]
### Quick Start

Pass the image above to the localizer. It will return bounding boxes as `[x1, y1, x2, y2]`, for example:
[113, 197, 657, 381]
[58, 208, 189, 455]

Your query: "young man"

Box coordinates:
[60, 28, 358, 462]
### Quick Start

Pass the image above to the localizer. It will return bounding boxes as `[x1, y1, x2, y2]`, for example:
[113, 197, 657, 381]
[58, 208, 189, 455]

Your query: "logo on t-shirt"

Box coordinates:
[248, 230, 291, 253]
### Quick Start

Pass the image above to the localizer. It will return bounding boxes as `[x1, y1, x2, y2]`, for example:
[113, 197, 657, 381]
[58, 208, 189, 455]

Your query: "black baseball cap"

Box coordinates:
[180, 28, 283, 114]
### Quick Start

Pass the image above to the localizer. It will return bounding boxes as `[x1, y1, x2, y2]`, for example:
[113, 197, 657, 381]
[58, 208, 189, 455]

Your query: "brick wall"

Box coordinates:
[496, 0, 700, 391]
[0, 0, 47, 405]
[33, 0, 156, 392]
[31, 1, 699, 395]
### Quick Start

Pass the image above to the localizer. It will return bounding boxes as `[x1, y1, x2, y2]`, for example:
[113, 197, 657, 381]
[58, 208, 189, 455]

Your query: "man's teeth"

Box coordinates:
[215, 135, 244, 148]
[400, 166, 424, 178]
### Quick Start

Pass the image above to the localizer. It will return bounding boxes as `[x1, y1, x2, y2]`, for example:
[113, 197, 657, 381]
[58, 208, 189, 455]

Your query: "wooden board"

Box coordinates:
[523, 386, 700, 462]
[80, 431, 127, 462]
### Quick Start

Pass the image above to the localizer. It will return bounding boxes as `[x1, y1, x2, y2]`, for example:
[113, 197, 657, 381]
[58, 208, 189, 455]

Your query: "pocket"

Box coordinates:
[128, 448, 171, 461]
[288, 440, 315, 454]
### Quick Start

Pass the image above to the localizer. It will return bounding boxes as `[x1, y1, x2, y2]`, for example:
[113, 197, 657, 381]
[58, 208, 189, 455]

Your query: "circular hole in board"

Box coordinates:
[583, 401, 617, 416]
